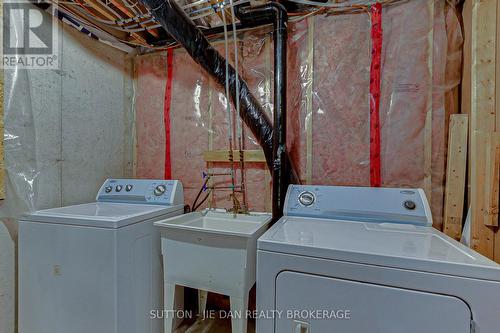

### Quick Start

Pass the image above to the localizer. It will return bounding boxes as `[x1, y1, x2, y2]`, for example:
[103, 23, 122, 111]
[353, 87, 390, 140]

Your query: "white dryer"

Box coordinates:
[257, 185, 500, 333]
[19, 179, 184, 333]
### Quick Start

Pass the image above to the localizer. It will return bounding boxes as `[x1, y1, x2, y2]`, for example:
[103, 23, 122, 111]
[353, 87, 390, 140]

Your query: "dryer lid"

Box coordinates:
[21, 202, 184, 229]
[258, 216, 500, 281]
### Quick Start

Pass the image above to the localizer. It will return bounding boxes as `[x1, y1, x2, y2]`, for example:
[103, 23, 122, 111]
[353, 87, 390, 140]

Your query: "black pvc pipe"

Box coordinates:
[138, 0, 298, 220]
[238, 3, 289, 220]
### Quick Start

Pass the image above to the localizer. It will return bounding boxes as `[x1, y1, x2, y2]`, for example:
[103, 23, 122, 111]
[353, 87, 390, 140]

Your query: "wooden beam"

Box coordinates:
[471, 0, 496, 133]
[81, 0, 149, 44]
[484, 132, 500, 226]
[468, 0, 497, 259]
[495, 0, 500, 263]
[107, 0, 160, 38]
[471, 131, 495, 257]
[203, 150, 266, 163]
[463, 0, 473, 203]
[443, 115, 468, 240]
[496, 0, 500, 132]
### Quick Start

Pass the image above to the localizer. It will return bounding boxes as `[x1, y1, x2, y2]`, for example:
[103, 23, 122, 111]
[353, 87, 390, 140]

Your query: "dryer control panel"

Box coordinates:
[284, 185, 432, 226]
[96, 179, 183, 206]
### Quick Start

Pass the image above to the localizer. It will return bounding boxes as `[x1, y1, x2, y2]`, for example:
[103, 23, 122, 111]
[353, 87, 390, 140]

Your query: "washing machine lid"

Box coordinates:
[258, 216, 500, 281]
[22, 202, 184, 229]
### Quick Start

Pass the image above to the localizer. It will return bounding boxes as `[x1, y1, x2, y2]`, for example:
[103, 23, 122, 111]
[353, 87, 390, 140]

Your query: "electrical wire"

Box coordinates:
[70, 2, 161, 32]
[193, 192, 211, 211]
[56, 0, 415, 50]
[58, 2, 158, 47]
[191, 177, 210, 211]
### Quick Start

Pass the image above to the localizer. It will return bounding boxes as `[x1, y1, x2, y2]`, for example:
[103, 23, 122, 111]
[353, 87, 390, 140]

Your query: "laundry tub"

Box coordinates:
[155, 209, 272, 333]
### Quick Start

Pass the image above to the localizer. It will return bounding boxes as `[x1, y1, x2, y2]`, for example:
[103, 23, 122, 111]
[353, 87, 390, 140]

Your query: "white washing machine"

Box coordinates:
[19, 179, 184, 333]
[257, 185, 500, 333]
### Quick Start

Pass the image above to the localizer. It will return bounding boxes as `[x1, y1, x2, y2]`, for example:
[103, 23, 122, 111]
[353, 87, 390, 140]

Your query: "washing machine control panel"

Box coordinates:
[97, 179, 184, 206]
[284, 185, 432, 226]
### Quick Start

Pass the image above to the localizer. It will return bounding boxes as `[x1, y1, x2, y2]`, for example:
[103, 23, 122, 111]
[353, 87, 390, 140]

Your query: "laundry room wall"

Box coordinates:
[0, 4, 135, 332]
[134, 0, 462, 228]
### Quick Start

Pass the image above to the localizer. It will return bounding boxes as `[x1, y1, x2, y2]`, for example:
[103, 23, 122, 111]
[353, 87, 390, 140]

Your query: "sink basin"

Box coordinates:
[154, 209, 272, 333]
[154, 210, 273, 295]
[155, 209, 272, 236]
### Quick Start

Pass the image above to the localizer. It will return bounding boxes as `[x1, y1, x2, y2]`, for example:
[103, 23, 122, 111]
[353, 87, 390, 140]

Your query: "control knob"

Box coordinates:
[104, 186, 113, 193]
[298, 191, 316, 207]
[115, 185, 123, 192]
[125, 185, 133, 192]
[404, 200, 416, 210]
[154, 184, 166, 196]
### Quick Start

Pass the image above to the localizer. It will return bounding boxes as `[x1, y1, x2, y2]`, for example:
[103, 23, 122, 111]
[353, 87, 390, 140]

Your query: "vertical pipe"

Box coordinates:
[272, 4, 288, 221]
[238, 3, 289, 220]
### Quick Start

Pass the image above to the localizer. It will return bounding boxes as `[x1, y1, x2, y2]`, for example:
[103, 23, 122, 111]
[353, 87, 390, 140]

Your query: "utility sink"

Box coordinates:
[154, 210, 272, 333]
[155, 209, 272, 236]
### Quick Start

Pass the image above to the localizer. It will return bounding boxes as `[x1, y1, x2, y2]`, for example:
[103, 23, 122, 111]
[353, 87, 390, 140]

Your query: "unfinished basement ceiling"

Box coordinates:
[42, 0, 414, 50]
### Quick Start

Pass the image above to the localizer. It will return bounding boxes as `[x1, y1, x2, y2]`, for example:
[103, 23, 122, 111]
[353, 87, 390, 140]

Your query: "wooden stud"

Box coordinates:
[203, 150, 266, 163]
[471, 0, 496, 133]
[468, 0, 498, 259]
[496, 0, 500, 132]
[423, 0, 435, 203]
[471, 131, 495, 258]
[495, 0, 500, 263]
[443, 115, 468, 240]
[484, 132, 500, 227]
[463, 0, 473, 203]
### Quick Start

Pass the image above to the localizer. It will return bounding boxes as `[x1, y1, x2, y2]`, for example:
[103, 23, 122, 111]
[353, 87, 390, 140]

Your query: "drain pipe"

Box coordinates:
[139, 0, 298, 220]
[237, 3, 289, 220]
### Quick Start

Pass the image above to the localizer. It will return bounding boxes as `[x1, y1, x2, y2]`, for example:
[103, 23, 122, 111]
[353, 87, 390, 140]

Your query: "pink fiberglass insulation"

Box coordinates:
[134, 0, 462, 229]
[135, 54, 168, 180]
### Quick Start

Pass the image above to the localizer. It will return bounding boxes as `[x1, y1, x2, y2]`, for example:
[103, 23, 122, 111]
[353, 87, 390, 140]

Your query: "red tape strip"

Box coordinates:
[369, 3, 383, 187]
[164, 48, 174, 180]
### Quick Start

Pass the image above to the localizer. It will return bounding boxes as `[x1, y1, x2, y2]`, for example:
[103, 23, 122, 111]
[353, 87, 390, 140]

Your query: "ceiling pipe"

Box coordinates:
[138, 0, 298, 220]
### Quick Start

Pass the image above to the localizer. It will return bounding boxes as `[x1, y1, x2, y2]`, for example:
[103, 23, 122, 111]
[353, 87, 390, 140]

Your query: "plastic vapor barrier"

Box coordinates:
[2, 55, 39, 220]
[135, 0, 462, 229]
